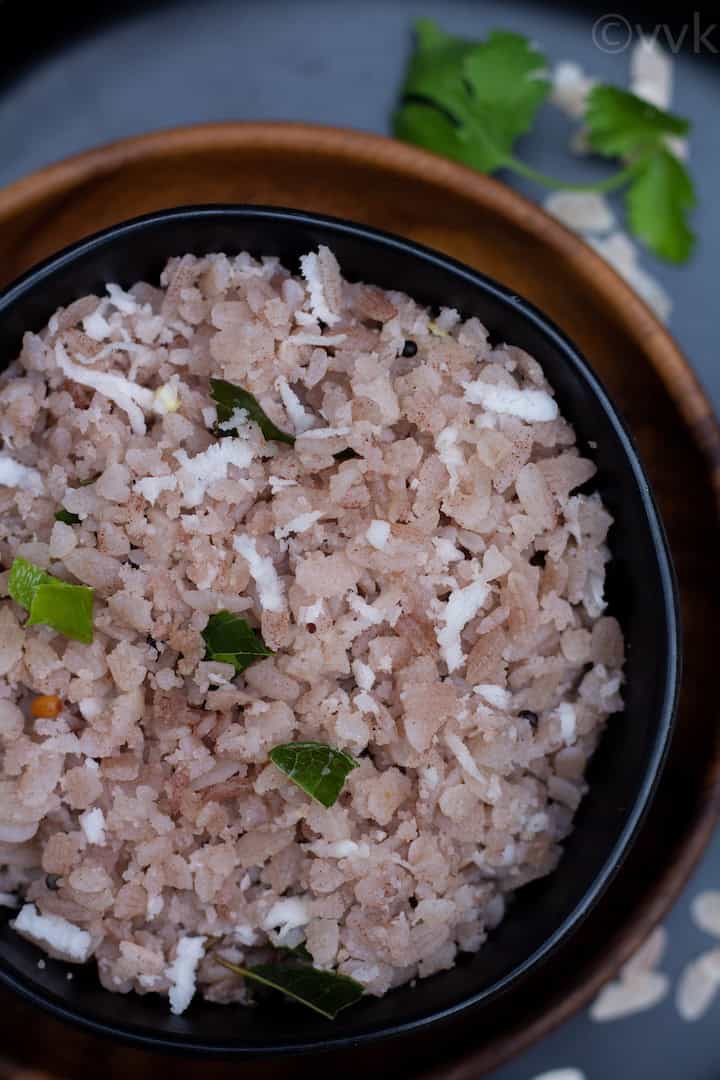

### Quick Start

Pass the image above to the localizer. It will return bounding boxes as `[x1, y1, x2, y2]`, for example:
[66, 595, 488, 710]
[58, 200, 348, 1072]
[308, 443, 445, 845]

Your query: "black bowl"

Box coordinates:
[0, 206, 679, 1056]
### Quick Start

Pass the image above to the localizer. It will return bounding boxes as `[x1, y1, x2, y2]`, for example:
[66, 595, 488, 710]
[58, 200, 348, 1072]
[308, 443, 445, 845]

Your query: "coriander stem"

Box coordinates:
[502, 157, 636, 194]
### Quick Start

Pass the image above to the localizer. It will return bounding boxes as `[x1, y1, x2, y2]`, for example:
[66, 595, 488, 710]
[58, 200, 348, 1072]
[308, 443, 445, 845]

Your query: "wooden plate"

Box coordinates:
[1, 123, 719, 1080]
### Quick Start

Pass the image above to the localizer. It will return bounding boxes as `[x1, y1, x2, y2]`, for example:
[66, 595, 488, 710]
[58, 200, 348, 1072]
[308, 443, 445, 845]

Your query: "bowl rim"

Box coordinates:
[0, 204, 680, 1056]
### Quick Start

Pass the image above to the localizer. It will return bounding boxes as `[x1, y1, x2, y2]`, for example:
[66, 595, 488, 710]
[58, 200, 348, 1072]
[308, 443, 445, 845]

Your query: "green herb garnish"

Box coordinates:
[216, 957, 364, 1020]
[54, 509, 81, 525]
[269, 741, 358, 808]
[393, 19, 696, 263]
[585, 88, 694, 262]
[8, 558, 54, 609]
[283, 942, 314, 963]
[202, 610, 273, 673]
[333, 448, 361, 463]
[8, 557, 94, 644]
[210, 378, 295, 444]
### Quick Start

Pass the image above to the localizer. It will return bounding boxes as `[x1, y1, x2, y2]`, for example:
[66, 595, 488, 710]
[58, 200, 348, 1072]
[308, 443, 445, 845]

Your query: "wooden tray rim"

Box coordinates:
[1, 120, 719, 1076]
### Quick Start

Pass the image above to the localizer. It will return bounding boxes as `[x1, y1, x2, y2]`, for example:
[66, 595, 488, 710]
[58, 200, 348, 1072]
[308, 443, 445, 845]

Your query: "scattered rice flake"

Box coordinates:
[106, 282, 139, 314]
[531, 1071, 586, 1080]
[445, 732, 488, 789]
[436, 580, 489, 672]
[691, 891, 720, 939]
[233, 534, 285, 612]
[298, 426, 352, 440]
[351, 963, 382, 986]
[432, 537, 463, 565]
[583, 568, 607, 619]
[557, 703, 577, 744]
[234, 926, 260, 946]
[463, 380, 559, 422]
[622, 925, 668, 976]
[276, 375, 315, 433]
[269, 475, 298, 494]
[173, 439, 255, 508]
[82, 308, 111, 341]
[11, 903, 93, 963]
[290, 333, 347, 347]
[590, 969, 670, 1021]
[55, 341, 155, 435]
[474, 684, 511, 709]
[352, 659, 375, 691]
[427, 320, 449, 337]
[218, 406, 249, 432]
[631, 34, 673, 110]
[300, 251, 340, 326]
[133, 474, 178, 505]
[0, 453, 45, 496]
[78, 699, 104, 722]
[274, 510, 323, 541]
[356, 691, 380, 716]
[299, 599, 324, 624]
[347, 592, 385, 626]
[675, 949, 720, 1021]
[167, 935, 206, 1015]
[79, 807, 107, 846]
[79, 807, 106, 846]
[147, 894, 164, 919]
[435, 427, 465, 492]
[308, 839, 368, 859]
[366, 520, 391, 550]
[544, 191, 615, 234]
[551, 60, 595, 117]
[0, 892, 18, 908]
[263, 897, 311, 938]
[154, 377, 182, 414]
[589, 232, 672, 322]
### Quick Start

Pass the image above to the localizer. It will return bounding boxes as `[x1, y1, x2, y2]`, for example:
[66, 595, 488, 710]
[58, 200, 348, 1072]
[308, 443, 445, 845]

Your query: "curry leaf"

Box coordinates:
[210, 378, 295, 444]
[8, 557, 54, 609]
[9, 558, 94, 644]
[54, 509, 81, 525]
[27, 583, 94, 644]
[269, 741, 358, 807]
[216, 957, 364, 1020]
[202, 610, 273, 673]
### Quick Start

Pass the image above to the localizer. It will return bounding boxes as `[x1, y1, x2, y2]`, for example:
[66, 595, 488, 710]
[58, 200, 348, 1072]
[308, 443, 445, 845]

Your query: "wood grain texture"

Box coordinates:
[1, 123, 719, 1080]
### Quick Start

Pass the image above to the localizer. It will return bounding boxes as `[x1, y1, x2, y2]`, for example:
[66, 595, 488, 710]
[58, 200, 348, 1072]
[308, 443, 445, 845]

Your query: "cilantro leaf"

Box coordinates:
[586, 85, 695, 261]
[269, 741, 358, 807]
[202, 610, 273, 673]
[216, 957, 364, 1020]
[626, 148, 696, 263]
[585, 85, 689, 158]
[210, 378, 295, 444]
[392, 21, 697, 266]
[394, 21, 550, 172]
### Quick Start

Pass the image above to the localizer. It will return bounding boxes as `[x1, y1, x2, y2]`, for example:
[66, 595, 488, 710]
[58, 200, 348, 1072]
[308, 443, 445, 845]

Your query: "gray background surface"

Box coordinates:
[2, 3, 719, 1077]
